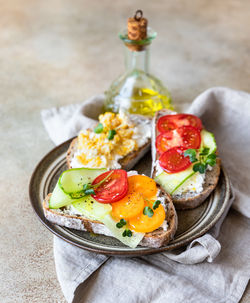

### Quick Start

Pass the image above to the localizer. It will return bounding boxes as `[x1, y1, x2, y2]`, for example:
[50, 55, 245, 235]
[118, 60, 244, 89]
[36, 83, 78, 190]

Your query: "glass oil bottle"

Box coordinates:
[104, 10, 173, 117]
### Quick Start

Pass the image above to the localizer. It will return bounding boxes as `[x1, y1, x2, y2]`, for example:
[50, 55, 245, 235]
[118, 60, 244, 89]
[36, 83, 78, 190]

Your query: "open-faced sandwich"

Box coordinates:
[67, 111, 151, 171]
[151, 110, 221, 209]
[43, 168, 177, 248]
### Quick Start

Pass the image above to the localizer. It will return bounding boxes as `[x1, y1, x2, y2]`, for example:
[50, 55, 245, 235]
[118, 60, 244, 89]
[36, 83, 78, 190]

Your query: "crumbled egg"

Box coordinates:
[70, 112, 151, 169]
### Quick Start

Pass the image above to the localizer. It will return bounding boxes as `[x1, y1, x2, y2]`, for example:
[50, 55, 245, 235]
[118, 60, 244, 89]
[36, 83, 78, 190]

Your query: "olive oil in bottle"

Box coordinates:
[104, 10, 173, 117]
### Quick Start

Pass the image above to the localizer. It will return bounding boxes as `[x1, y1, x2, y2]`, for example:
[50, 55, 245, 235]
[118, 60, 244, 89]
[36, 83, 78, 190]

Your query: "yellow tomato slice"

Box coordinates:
[111, 192, 144, 220]
[127, 175, 158, 200]
[129, 202, 165, 233]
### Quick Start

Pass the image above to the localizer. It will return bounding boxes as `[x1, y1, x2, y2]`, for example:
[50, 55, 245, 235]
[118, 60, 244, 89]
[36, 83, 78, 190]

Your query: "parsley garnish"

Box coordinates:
[107, 130, 116, 140]
[143, 206, 154, 217]
[94, 123, 103, 134]
[184, 147, 217, 174]
[122, 229, 132, 237]
[116, 219, 127, 229]
[152, 200, 161, 210]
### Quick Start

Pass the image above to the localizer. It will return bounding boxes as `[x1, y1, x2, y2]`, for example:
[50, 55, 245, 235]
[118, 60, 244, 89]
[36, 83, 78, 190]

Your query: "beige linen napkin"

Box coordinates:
[41, 87, 250, 303]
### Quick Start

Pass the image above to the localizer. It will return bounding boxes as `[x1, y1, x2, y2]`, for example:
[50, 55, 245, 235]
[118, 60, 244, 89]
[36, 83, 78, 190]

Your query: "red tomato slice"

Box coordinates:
[156, 131, 183, 154]
[177, 126, 201, 149]
[157, 115, 177, 133]
[175, 114, 202, 130]
[157, 114, 202, 133]
[159, 147, 191, 173]
[91, 170, 128, 203]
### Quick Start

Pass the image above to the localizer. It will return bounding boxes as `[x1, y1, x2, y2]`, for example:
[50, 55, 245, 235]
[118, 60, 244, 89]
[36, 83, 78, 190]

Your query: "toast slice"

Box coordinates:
[66, 114, 151, 171]
[151, 109, 221, 210]
[43, 190, 177, 248]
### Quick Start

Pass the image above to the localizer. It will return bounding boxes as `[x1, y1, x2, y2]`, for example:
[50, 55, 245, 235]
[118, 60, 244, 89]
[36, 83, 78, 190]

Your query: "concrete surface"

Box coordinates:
[0, 0, 249, 302]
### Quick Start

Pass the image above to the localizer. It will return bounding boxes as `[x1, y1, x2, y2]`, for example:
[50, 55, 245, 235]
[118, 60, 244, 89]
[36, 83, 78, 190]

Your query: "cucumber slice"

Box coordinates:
[101, 214, 144, 248]
[59, 167, 107, 194]
[154, 166, 196, 195]
[72, 200, 144, 248]
[49, 184, 88, 209]
[201, 130, 217, 153]
[71, 197, 112, 221]
[49, 168, 107, 209]
[49, 183, 72, 209]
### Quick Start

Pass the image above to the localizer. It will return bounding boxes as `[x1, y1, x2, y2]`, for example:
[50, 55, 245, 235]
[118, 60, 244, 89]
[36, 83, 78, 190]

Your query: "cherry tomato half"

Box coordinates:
[156, 125, 201, 154]
[177, 126, 201, 149]
[157, 115, 177, 133]
[157, 114, 202, 133]
[175, 114, 203, 130]
[159, 146, 191, 173]
[91, 170, 128, 203]
[156, 131, 182, 154]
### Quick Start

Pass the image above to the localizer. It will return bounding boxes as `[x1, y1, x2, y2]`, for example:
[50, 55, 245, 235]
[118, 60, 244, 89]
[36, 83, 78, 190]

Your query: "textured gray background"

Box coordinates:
[0, 0, 249, 302]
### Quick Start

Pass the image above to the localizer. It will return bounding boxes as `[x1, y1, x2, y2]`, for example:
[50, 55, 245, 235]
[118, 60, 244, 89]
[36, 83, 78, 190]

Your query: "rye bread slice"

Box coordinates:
[43, 191, 177, 248]
[151, 109, 221, 210]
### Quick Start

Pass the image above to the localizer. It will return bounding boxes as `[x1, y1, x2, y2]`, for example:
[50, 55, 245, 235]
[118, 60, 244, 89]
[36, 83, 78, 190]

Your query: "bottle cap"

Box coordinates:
[127, 10, 148, 51]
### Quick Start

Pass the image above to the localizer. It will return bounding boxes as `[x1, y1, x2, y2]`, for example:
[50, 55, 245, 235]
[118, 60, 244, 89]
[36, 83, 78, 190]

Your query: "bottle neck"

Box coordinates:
[124, 46, 150, 73]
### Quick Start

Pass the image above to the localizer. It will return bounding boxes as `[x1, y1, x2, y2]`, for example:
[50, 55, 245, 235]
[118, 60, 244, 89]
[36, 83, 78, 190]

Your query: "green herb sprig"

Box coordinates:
[94, 123, 103, 134]
[116, 219, 127, 229]
[143, 206, 154, 217]
[184, 147, 217, 174]
[122, 229, 133, 237]
[143, 200, 161, 217]
[152, 200, 161, 210]
[107, 130, 116, 140]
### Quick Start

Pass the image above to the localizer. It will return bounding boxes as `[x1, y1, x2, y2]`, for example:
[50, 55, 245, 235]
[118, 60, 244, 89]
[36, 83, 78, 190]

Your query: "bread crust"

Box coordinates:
[43, 191, 177, 248]
[151, 109, 221, 210]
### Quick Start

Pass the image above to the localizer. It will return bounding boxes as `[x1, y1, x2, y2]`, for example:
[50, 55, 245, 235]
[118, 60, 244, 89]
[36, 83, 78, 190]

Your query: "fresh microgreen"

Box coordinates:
[122, 229, 133, 237]
[83, 183, 91, 191]
[193, 162, 206, 174]
[206, 153, 217, 166]
[116, 219, 127, 229]
[107, 129, 116, 140]
[184, 147, 217, 174]
[84, 188, 95, 195]
[143, 206, 154, 217]
[199, 147, 210, 156]
[94, 123, 103, 134]
[152, 200, 161, 210]
[184, 149, 198, 163]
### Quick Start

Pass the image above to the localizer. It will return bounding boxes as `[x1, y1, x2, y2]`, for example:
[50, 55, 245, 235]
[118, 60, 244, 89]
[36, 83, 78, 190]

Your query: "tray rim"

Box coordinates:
[29, 138, 231, 256]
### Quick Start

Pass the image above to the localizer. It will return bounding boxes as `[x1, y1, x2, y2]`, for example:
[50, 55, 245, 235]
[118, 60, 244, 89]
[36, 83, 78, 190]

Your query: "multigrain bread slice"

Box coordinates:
[43, 191, 178, 248]
[66, 137, 151, 171]
[151, 109, 221, 210]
